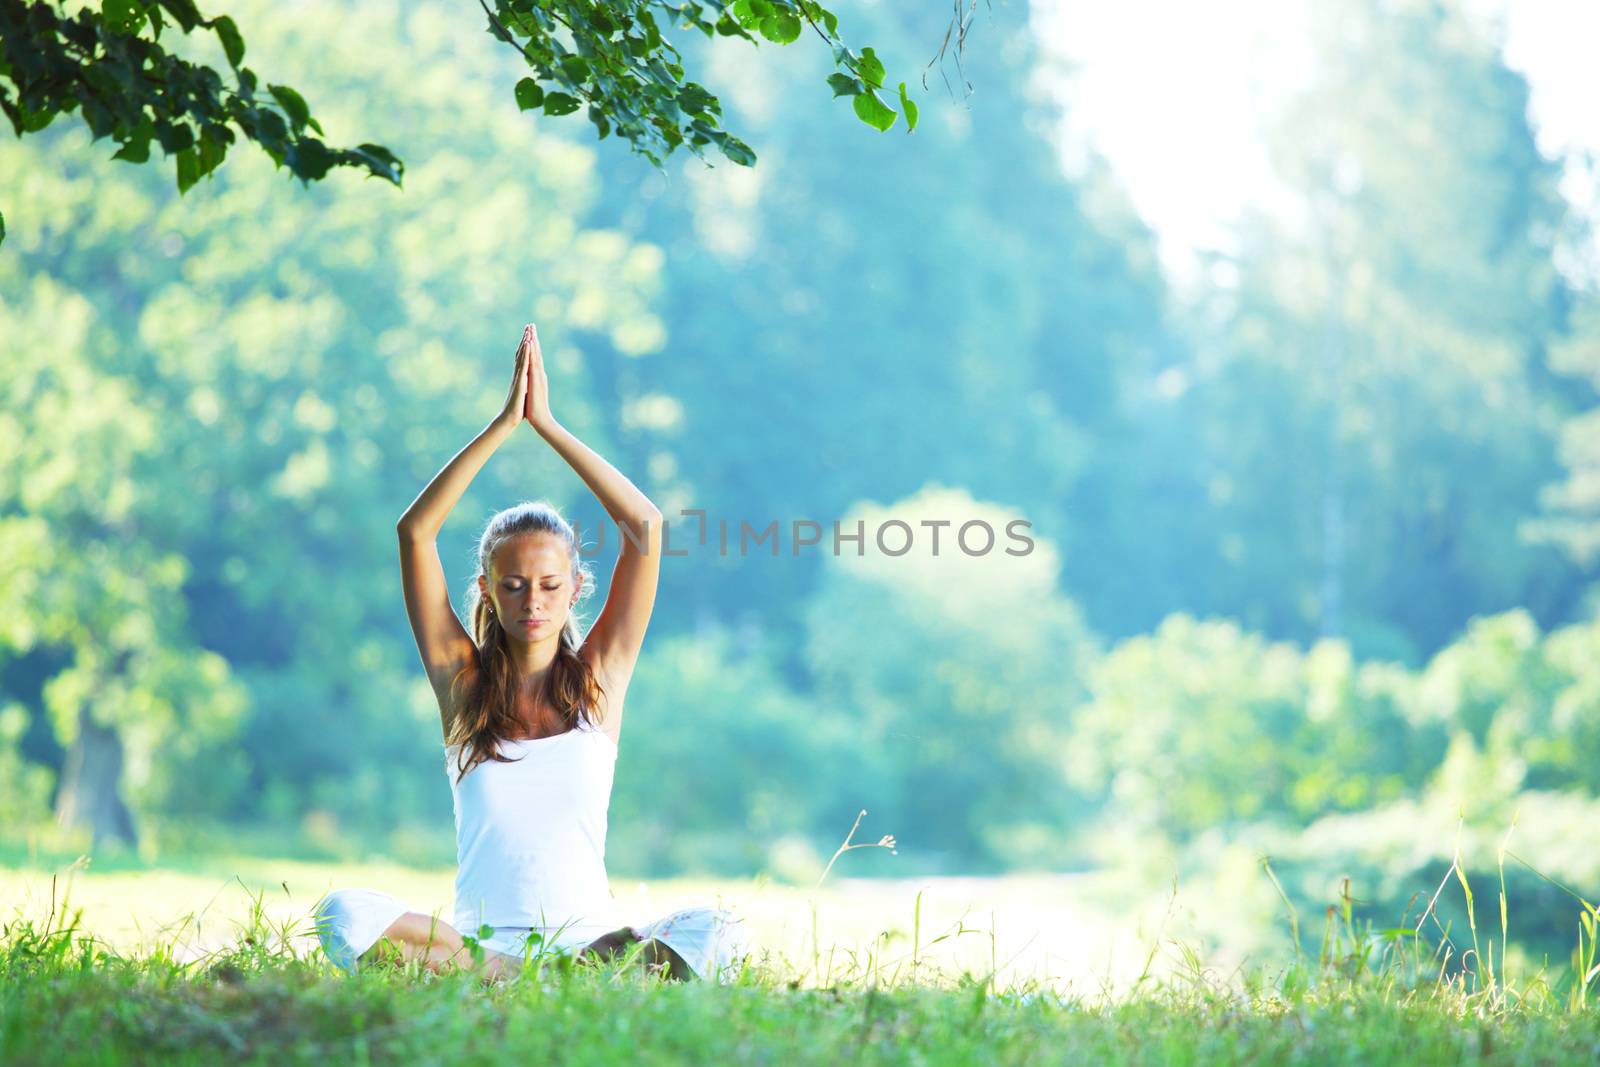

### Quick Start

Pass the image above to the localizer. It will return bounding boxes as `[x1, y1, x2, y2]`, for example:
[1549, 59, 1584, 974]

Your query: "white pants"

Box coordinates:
[312, 887, 751, 983]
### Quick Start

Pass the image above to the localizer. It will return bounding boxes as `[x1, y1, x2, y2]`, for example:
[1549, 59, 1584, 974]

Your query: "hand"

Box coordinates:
[521, 323, 555, 431]
[495, 326, 532, 432]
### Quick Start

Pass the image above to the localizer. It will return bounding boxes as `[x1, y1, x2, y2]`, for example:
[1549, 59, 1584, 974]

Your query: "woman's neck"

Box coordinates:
[508, 636, 560, 693]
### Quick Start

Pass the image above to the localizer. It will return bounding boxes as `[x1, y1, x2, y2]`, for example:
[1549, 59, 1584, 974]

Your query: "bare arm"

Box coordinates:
[523, 326, 663, 703]
[535, 420, 663, 533]
[398, 419, 517, 541]
[398, 332, 531, 732]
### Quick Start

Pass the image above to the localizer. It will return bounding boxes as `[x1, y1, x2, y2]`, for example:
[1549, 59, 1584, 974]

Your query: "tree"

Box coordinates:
[0, 277, 248, 846]
[1164, 0, 1579, 661]
[1527, 292, 1600, 575]
[607, 627, 872, 876]
[585, 0, 1169, 647]
[0, 0, 935, 247]
[803, 487, 1099, 871]
[1067, 615, 1443, 844]
[0, 0, 403, 242]
[0, 0, 668, 846]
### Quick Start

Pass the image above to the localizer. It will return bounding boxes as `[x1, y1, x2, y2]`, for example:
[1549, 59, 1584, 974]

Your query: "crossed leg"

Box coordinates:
[359, 912, 693, 982]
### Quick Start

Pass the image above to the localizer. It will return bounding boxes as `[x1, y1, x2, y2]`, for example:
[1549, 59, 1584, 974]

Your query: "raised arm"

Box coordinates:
[522, 324, 663, 699]
[398, 331, 531, 733]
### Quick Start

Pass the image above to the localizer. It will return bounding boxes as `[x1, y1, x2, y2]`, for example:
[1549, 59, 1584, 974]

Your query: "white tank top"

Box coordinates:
[444, 716, 621, 938]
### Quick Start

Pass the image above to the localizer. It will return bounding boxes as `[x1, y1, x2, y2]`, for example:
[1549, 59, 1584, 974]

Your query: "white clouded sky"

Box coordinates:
[1032, 0, 1600, 281]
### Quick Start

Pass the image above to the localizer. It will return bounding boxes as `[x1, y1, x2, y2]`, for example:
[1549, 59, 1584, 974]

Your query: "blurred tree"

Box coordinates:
[803, 487, 1098, 871]
[1417, 609, 1600, 803]
[1527, 292, 1600, 578]
[586, 0, 1171, 654]
[1068, 614, 1444, 843]
[0, 277, 247, 845]
[608, 626, 871, 877]
[1159, 0, 1581, 661]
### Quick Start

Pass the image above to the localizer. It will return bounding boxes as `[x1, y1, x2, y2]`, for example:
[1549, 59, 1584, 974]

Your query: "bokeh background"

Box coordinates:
[4, 0, 1599, 980]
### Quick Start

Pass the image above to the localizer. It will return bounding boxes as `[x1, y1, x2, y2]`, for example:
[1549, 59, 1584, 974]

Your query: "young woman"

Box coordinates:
[313, 324, 749, 982]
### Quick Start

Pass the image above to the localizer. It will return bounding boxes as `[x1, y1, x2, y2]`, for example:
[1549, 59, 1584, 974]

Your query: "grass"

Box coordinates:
[3, 820, 1600, 1064]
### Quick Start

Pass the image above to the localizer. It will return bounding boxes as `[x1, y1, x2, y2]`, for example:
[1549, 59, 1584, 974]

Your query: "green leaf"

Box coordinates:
[102, 0, 142, 33]
[253, 107, 288, 142]
[758, 12, 801, 43]
[897, 80, 918, 133]
[210, 15, 245, 68]
[286, 138, 336, 181]
[111, 118, 155, 163]
[155, 0, 202, 32]
[351, 143, 404, 184]
[155, 120, 194, 153]
[852, 90, 896, 132]
[175, 146, 200, 193]
[857, 47, 885, 89]
[514, 77, 544, 111]
[559, 55, 589, 82]
[20, 108, 57, 134]
[197, 126, 227, 177]
[679, 84, 715, 115]
[543, 92, 581, 116]
[798, 1, 839, 34]
[0, 209, 6, 248]
[268, 84, 310, 132]
[826, 72, 861, 97]
[719, 135, 756, 167]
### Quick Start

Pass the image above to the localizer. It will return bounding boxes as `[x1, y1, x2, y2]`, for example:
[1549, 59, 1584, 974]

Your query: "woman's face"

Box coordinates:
[481, 533, 581, 643]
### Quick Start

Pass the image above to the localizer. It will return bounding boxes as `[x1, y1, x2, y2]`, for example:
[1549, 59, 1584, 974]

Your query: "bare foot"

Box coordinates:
[577, 926, 694, 981]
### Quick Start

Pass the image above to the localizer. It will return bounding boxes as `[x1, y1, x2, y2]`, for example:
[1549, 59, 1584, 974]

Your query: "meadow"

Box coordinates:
[4, 840, 1599, 1065]
[7, 1, 1600, 1062]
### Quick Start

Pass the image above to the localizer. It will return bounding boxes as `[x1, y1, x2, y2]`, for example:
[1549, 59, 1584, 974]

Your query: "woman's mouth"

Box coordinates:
[520, 619, 546, 629]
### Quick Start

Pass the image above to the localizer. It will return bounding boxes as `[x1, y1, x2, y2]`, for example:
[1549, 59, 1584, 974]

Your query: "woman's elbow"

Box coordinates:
[618, 508, 664, 551]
